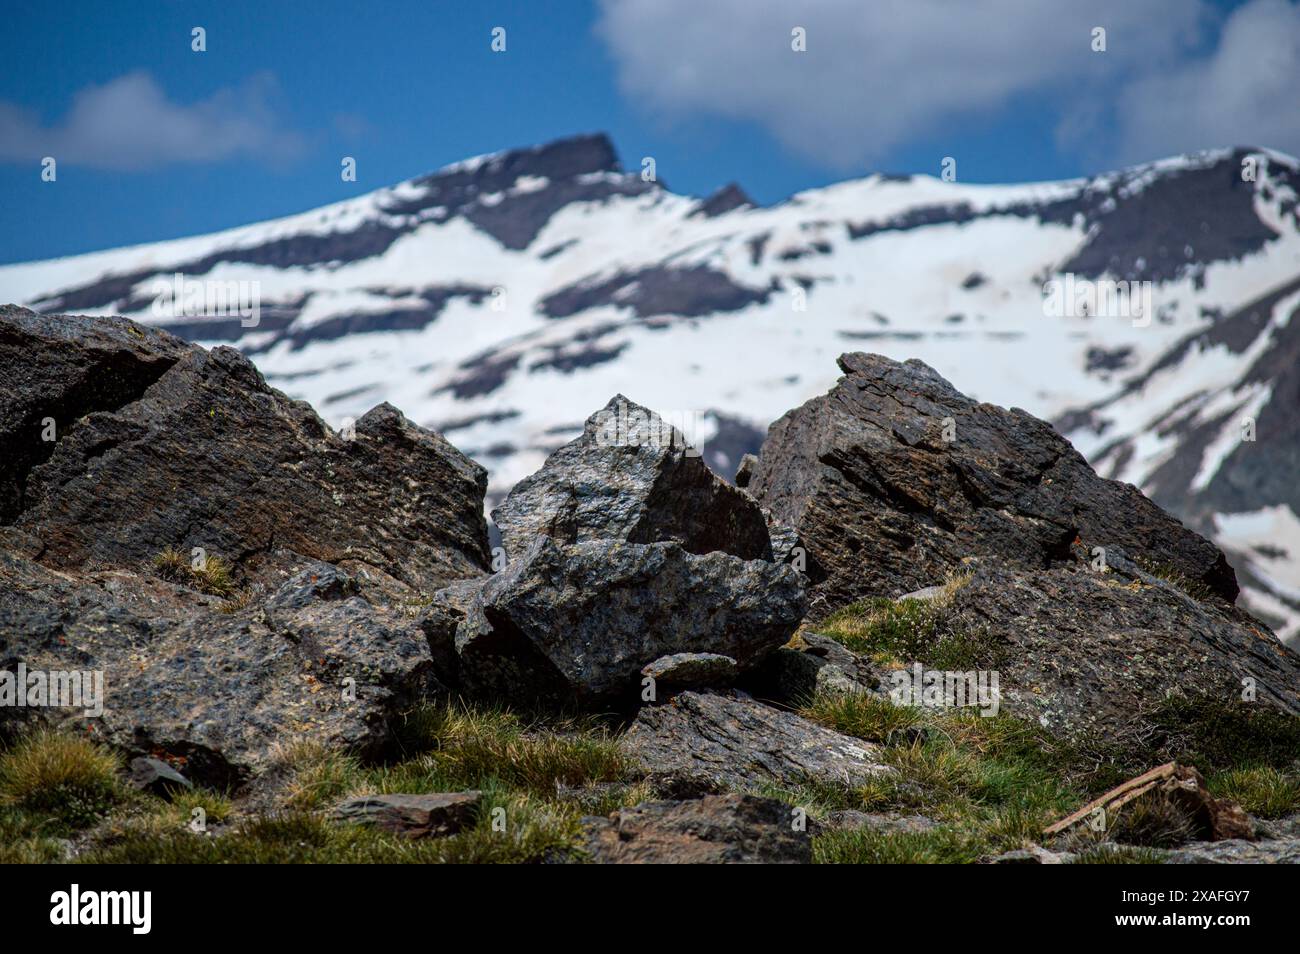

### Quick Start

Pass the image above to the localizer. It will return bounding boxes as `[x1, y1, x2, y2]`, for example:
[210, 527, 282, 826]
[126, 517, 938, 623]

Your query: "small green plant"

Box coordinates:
[1070, 845, 1167, 864]
[0, 729, 123, 833]
[150, 548, 236, 597]
[814, 826, 983, 864]
[815, 579, 997, 670]
[1208, 767, 1300, 818]
[799, 691, 921, 743]
[1135, 558, 1217, 602]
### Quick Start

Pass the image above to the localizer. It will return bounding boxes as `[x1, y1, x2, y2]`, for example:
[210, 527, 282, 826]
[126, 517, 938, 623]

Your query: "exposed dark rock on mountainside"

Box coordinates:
[745, 351, 1239, 616]
[2, 306, 1298, 863]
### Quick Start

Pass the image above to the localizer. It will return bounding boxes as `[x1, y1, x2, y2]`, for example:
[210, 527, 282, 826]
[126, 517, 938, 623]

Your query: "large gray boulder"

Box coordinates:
[440, 537, 806, 707]
[2, 306, 490, 590]
[745, 352, 1239, 615]
[492, 395, 772, 561]
[0, 307, 497, 785]
[0, 550, 444, 788]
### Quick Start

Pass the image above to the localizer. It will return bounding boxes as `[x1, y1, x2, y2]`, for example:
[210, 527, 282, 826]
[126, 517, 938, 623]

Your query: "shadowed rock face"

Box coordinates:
[746, 351, 1238, 616]
[493, 395, 773, 561]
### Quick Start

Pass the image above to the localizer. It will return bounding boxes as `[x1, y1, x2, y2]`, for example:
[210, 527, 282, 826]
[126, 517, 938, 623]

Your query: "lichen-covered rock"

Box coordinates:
[2, 306, 490, 590]
[583, 793, 810, 863]
[746, 352, 1239, 615]
[622, 690, 891, 790]
[940, 559, 1300, 736]
[452, 538, 805, 706]
[0, 549, 446, 788]
[492, 395, 772, 561]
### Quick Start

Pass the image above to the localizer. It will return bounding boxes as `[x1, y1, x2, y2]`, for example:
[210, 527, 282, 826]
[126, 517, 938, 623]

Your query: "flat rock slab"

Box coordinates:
[331, 792, 482, 838]
[622, 691, 890, 790]
[583, 794, 810, 863]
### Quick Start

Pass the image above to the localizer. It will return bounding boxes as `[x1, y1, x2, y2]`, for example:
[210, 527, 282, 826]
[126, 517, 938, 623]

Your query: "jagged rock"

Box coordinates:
[492, 395, 772, 561]
[451, 538, 804, 706]
[941, 560, 1300, 735]
[622, 691, 891, 790]
[1, 306, 490, 591]
[582, 794, 809, 863]
[1169, 841, 1300, 863]
[1165, 809, 1300, 863]
[746, 352, 1239, 615]
[128, 757, 193, 799]
[641, 653, 738, 690]
[331, 792, 481, 838]
[0, 542, 448, 789]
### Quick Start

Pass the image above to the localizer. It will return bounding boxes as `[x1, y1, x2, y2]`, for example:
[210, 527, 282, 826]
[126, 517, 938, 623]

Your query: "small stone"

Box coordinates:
[128, 757, 193, 799]
[331, 792, 482, 838]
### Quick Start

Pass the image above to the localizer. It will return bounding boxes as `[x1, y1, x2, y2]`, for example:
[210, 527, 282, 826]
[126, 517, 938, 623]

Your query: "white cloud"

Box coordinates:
[596, 0, 1294, 170]
[1112, 0, 1300, 163]
[0, 71, 306, 171]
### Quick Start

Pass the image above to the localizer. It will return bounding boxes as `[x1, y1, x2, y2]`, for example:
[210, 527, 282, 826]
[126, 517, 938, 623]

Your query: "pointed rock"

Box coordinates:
[493, 395, 773, 561]
[746, 352, 1239, 615]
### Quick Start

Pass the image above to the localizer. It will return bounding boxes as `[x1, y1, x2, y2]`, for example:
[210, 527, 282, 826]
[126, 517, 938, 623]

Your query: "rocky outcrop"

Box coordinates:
[941, 557, 1300, 735]
[622, 691, 891, 790]
[583, 793, 809, 863]
[1, 548, 446, 787]
[2, 306, 490, 590]
[492, 395, 772, 561]
[443, 537, 805, 707]
[0, 306, 493, 784]
[745, 352, 1238, 615]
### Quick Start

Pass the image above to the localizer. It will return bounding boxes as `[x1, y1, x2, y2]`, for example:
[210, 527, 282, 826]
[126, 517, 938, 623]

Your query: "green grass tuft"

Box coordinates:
[0, 729, 124, 833]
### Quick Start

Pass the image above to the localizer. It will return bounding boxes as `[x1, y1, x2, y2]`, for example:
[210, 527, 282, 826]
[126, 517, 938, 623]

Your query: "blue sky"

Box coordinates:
[1, 0, 1294, 264]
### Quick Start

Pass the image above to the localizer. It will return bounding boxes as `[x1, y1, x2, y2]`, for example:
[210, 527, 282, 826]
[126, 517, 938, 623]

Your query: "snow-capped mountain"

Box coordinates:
[3, 133, 1299, 644]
